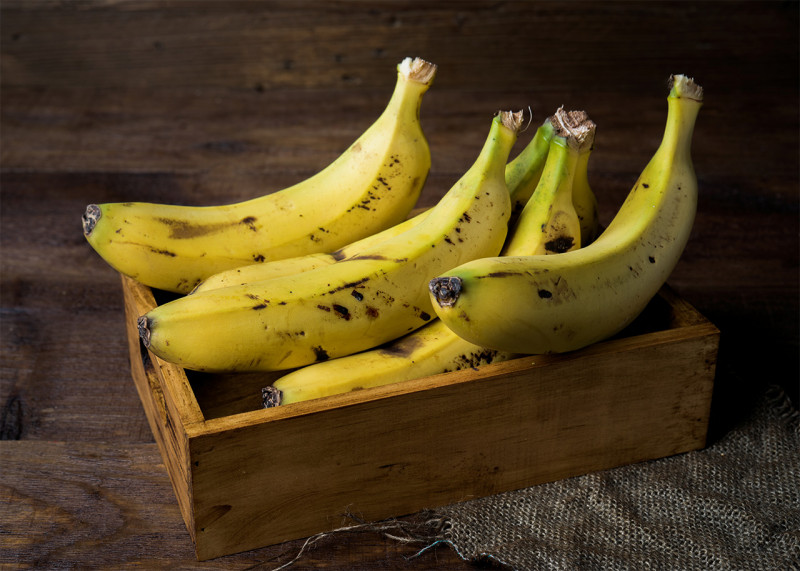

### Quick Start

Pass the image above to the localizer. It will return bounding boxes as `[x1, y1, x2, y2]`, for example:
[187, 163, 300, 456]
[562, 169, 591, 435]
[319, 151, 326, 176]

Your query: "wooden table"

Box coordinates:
[2, 2, 797, 568]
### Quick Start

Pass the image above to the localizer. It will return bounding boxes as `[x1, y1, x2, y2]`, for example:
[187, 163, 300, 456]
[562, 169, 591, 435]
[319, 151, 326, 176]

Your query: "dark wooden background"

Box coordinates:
[2, 1, 797, 569]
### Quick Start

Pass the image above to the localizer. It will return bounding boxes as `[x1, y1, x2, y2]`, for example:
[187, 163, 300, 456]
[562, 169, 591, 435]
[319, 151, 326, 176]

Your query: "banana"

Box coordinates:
[190, 214, 424, 293]
[428, 74, 703, 355]
[501, 108, 595, 255]
[264, 109, 595, 406]
[265, 319, 519, 406]
[191, 116, 557, 293]
[572, 129, 600, 246]
[82, 57, 437, 293]
[138, 110, 524, 372]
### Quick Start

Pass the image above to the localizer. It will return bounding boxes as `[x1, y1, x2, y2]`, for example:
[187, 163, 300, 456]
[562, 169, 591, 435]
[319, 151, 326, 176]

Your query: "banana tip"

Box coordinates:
[137, 316, 151, 348]
[262, 386, 282, 408]
[82, 204, 101, 236]
[429, 276, 463, 308]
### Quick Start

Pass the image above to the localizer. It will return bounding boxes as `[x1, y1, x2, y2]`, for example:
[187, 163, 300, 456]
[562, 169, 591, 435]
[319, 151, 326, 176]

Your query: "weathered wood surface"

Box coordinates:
[1, 1, 797, 568]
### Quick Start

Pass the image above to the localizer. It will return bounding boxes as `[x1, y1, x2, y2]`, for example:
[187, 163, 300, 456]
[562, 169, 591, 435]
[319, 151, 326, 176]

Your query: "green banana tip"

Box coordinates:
[82, 204, 101, 236]
[262, 386, 282, 408]
[429, 276, 463, 308]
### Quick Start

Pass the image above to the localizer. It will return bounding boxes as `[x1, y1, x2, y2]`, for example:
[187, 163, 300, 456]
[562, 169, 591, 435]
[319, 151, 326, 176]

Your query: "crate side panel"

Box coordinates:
[122, 276, 196, 541]
[187, 328, 718, 560]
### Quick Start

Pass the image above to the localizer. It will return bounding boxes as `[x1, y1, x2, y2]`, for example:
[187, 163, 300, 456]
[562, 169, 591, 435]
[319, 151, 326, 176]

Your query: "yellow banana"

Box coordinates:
[265, 109, 595, 406]
[570, 117, 600, 246]
[502, 108, 595, 255]
[138, 110, 524, 372]
[191, 116, 556, 293]
[190, 214, 423, 293]
[429, 75, 703, 355]
[265, 319, 519, 406]
[83, 57, 437, 293]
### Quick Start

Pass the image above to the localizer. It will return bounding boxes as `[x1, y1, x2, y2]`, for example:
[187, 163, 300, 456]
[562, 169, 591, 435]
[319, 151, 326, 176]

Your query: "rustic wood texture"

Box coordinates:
[1, 1, 797, 568]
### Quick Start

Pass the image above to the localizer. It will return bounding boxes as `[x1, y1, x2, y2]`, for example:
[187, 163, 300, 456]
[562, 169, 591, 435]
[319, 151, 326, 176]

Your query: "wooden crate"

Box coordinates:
[121, 273, 719, 561]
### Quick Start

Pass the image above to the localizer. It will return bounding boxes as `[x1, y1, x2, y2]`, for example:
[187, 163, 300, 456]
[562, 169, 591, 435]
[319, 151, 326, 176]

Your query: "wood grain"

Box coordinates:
[1, 440, 466, 569]
[1, 0, 797, 568]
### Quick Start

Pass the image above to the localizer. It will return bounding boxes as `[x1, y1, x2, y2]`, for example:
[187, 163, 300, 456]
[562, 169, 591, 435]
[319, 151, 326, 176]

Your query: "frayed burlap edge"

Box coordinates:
[266, 384, 798, 570]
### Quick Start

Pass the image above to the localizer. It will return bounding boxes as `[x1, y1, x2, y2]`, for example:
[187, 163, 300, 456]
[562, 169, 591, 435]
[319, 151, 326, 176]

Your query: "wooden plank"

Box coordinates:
[122, 274, 199, 543]
[185, 322, 717, 559]
[1, 1, 796, 92]
[0, 440, 470, 569]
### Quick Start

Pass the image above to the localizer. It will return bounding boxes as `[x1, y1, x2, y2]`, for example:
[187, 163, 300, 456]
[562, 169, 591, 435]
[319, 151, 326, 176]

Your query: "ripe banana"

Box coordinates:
[138, 110, 524, 372]
[83, 57, 437, 293]
[191, 115, 557, 293]
[502, 108, 595, 255]
[429, 74, 703, 355]
[264, 109, 595, 406]
[572, 128, 600, 246]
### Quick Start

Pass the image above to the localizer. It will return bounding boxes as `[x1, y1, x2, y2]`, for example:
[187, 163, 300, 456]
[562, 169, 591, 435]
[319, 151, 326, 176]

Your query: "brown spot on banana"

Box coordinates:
[148, 247, 177, 257]
[544, 236, 575, 253]
[312, 346, 329, 361]
[155, 216, 259, 239]
[326, 277, 370, 294]
[332, 304, 351, 320]
[377, 334, 424, 358]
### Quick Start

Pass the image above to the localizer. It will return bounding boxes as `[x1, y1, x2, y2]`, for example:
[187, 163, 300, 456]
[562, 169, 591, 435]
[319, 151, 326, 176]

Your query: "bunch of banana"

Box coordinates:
[137, 110, 524, 372]
[190, 114, 557, 293]
[82, 57, 437, 293]
[429, 74, 703, 355]
[263, 107, 597, 406]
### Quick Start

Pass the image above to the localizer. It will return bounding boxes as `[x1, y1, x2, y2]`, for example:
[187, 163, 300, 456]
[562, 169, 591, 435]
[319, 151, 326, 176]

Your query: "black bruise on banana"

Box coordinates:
[544, 236, 575, 253]
[332, 304, 351, 320]
[312, 346, 329, 362]
[326, 276, 370, 294]
[330, 249, 348, 261]
[441, 348, 501, 373]
[155, 216, 259, 239]
[376, 333, 424, 357]
[148, 246, 177, 257]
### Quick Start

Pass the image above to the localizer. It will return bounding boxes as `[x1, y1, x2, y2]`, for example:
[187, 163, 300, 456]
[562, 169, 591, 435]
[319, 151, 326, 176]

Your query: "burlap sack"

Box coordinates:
[431, 385, 799, 570]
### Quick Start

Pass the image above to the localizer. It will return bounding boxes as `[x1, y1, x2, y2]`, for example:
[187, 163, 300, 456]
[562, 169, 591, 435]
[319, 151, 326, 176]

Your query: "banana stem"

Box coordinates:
[400, 57, 437, 85]
[549, 108, 595, 152]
